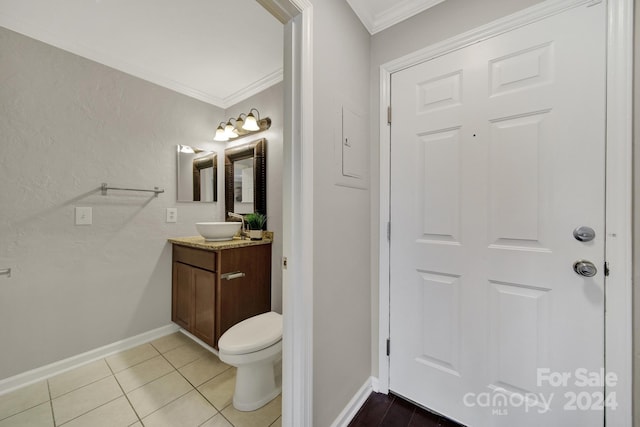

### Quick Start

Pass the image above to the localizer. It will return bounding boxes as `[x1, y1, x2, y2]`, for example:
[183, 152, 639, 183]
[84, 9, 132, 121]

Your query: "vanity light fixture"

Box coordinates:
[242, 108, 261, 131]
[213, 108, 271, 142]
[214, 122, 229, 142]
[235, 113, 246, 130]
[224, 119, 239, 139]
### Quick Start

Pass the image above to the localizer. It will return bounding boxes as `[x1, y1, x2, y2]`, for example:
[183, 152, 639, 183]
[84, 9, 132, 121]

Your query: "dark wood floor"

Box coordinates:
[348, 392, 465, 427]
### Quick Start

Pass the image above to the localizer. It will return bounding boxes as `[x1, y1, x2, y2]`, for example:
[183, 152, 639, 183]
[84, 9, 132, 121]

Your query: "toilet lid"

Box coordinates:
[219, 311, 282, 355]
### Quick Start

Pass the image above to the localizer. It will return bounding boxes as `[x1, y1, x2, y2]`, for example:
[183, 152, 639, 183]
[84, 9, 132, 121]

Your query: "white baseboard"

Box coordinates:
[371, 376, 381, 393]
[330, 376, 375, 427]
[0, 324, 179, 396]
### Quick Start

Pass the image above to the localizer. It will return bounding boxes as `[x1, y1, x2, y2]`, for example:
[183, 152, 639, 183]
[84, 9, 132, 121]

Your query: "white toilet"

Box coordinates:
[218, 311, 282, 411]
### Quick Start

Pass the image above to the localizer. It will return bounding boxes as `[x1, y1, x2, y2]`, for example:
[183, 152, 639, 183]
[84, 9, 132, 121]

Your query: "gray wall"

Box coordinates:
[0, 27, 229, 379]
[225, 82, 284, 313]
[311, 0, 372, 425]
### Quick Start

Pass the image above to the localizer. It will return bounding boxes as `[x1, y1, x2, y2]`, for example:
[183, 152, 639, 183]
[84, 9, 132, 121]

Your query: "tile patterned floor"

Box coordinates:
[0, 333, 281, 427]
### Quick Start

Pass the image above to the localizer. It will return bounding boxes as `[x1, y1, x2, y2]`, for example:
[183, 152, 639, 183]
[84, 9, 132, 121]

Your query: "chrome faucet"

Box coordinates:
[227, 212, 246, 238]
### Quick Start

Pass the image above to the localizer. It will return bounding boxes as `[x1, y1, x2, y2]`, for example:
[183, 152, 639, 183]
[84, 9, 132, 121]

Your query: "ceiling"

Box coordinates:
[0, 0, 284, 109]
[0, 0, 442, 109]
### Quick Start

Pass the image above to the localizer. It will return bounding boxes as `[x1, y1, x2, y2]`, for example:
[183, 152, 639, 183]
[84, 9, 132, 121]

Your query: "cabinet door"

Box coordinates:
[172, 262, 194, 330]
[192, 267, 216, 346]
[216, 244, 272, 343]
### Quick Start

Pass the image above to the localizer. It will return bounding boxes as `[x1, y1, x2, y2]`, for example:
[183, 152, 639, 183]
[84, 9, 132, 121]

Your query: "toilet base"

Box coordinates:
[233, 360, 281, 411]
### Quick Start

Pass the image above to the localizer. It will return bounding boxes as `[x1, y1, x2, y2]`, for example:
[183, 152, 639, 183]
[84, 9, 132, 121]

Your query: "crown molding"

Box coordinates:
[345, 0, 375, 34]
[347, 0, 446, 35]
[372, 0, 446, 34]
[256, 0, 302, 23]
[222, 68, 284, 109]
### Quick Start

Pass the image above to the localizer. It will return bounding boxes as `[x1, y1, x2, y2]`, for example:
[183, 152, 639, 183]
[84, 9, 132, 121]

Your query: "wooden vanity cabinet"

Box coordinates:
[172, 261, 216, 344]
[171, 243, 271, 349]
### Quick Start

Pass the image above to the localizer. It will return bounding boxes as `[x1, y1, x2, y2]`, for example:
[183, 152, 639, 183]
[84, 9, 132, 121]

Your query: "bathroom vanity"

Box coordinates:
[169, 235, 272, 349]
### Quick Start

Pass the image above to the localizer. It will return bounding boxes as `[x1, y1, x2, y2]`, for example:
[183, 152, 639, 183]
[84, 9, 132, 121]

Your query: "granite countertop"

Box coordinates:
[169, 231, 273, 251]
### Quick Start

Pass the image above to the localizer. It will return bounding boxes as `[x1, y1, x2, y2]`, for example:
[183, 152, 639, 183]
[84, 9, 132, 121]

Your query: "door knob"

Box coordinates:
[573, 226, 595, 242]
[573, 260, 597, 277]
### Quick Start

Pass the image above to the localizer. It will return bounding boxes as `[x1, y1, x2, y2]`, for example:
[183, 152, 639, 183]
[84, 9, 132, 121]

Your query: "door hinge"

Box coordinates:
[386, 338, 391, 356]
[604, 261, 609, 277]
[387, 222, 391, 241]
[387, 106, 392, 125]
[282, 257, 288, 270]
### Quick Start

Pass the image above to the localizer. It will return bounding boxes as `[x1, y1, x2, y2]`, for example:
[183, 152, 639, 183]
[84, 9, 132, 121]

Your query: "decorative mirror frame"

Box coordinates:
[224, 138, 266, 220]
[192, 153, 217, 202]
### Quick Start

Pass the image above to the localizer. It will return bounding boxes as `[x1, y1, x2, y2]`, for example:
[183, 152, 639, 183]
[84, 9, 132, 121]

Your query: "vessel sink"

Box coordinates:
[196, 222, 241, 241]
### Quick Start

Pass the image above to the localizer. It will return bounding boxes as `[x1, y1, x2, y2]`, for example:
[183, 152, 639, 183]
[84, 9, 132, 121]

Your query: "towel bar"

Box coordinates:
[101, 183, 164, 197]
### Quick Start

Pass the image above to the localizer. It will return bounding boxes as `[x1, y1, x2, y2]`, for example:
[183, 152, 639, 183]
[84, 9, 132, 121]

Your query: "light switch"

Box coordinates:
[166, 208, 178, 223]
[75, 207, 92, 225]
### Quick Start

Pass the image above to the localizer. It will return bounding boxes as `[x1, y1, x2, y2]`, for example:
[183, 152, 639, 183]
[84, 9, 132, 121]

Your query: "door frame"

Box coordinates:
[258, 1, 314, 426]
[377, 0, 633, 425]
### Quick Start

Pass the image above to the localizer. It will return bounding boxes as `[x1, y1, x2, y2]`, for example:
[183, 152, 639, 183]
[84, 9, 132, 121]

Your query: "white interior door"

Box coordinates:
[389, 3, 607, 426]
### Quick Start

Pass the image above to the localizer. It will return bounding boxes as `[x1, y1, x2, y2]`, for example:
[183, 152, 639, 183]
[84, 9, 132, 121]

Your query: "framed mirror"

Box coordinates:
[177, 145, 217, 202]
[225, 138, 266, 218]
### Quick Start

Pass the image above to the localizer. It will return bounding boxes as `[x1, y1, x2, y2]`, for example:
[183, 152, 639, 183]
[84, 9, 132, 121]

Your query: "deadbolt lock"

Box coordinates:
[573, 226, 595, 242]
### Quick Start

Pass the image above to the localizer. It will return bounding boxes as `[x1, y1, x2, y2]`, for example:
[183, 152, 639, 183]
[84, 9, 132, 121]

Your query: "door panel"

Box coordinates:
[172, 262, 194, 330]
[389, 4, 606, 426]
[217, 245, 272, 343]
[193, 267, 216, 345]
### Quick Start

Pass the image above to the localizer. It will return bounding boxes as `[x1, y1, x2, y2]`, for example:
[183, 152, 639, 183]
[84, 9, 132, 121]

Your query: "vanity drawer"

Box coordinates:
[173, 245, 217, 272]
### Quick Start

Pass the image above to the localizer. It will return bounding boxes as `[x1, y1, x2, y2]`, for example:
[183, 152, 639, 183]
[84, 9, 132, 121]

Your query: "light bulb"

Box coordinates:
[224, 121, 238, 138]
[214, 124, 228, 141]
[235, 114, 245, 130]
[242, 112, 260, 131]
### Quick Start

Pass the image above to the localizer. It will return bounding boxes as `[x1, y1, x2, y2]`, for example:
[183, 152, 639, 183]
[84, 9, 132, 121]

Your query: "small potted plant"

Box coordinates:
[244, 212, 267, 240]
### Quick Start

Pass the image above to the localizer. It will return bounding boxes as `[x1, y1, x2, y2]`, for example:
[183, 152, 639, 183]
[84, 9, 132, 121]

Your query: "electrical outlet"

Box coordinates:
[166, 208, 177, 223]
[75, 207, 92, 225]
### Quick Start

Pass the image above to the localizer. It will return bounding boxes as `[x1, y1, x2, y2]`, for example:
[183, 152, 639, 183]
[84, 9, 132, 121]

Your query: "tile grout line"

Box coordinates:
[154, 340, 238, 426]
[46, 378, 57, 427]
[55, 395, 125, 427]
[107, 356, 145, 427]
[48, 371, 113, 401]
[0, 366, 114, 425]
[130, 346, 209, 424]
[105, 344, 162, 376]
[192, 385, 235, 427]
[54, 359, 129, 426]
[268, 416, 282, 426]
[131, 379, 193, 423]
[112, 354, 179, 394]
[197, 414, 218, 427]
[0, 403, 39, 423]
[158, 347, 227, 418]
[217, 407, 236, 427]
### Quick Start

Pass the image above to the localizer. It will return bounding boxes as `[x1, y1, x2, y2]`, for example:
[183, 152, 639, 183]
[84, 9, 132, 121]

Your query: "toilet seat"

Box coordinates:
[219, 311, 282, 355]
